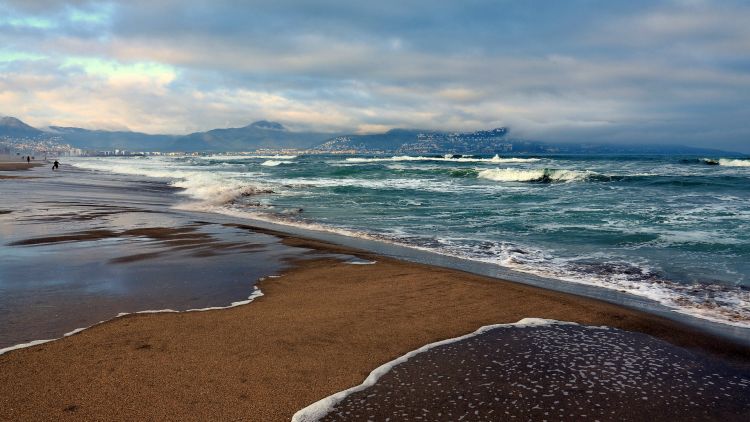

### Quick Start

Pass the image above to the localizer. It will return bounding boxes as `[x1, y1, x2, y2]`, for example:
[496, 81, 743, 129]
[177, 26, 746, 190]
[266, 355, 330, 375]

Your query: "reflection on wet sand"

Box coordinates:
[0, 166, 335, 349]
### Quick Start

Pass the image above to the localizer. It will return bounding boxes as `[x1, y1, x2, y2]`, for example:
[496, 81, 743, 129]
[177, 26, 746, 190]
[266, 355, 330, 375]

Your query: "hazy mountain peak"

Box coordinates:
[0, 116, 34, 128]
[0, 116, 43, 137]
[248, 120, 286, 130]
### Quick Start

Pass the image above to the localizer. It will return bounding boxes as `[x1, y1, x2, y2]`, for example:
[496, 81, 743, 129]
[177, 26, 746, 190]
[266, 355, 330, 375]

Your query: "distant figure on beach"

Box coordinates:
[52, 160, 59, 170]
[26, 156, 30, 163]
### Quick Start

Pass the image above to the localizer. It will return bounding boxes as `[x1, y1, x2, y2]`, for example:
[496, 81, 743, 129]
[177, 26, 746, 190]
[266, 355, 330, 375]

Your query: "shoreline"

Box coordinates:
[1, 164, 749, 420]
[0, 286, 265, 356]
[68, 156, 750, 340]
[206, 209, 750, 345]
[2, 243, 749, 420]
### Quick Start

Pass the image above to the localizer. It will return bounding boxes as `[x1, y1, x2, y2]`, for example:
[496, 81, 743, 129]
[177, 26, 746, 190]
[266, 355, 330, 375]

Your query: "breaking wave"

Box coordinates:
[68, 154, 750, 329]
[693, 158, 750, 167]
[197, 154, 298, 160]
[477, 168, 592, 183]
[719, 158, 750, 167]
[198, 205, 750, 329]
[70, 158, 272, 205]
[261, 160, 294, 167]
[345, 154, 540, 164]
[699, 158, 721, 165]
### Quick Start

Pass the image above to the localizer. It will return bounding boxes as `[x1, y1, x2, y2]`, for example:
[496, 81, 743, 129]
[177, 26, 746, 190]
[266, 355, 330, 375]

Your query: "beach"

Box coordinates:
[1, 163, 749, 421]
[0, 155, 42, 176]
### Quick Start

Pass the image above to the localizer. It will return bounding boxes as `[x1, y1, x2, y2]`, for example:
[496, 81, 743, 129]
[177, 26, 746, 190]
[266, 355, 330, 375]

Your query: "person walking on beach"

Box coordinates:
[52, 160, 59, 170]
[26, 156, 30, 164]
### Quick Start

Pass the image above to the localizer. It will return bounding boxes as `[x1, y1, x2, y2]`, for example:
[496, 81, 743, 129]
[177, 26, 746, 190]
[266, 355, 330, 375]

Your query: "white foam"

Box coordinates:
[344, 154, 540, 164]
[183, 203, 750, 329]
[67, 156, 750, 329]
[719, 158, 750, 167]
[261, 160, 293, 167]
[292, 318, 574, 422]
[70, 157, 272, 206]
[0, 287, 264, 356]
[477, 168, 589, 182]
[265, 176, 472, 193]
[198, 154, 298, 160]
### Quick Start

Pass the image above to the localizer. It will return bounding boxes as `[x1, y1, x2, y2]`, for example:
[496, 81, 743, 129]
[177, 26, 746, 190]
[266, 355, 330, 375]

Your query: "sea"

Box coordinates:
[69, 154, 750, 328]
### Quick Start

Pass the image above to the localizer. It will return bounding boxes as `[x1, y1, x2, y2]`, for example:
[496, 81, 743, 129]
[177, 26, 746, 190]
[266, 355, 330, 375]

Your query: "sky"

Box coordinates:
[0, 0, 749, 151]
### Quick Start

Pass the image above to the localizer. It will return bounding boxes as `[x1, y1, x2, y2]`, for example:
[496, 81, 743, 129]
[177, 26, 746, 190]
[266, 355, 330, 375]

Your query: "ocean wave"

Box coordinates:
[68, 156, 750, 329]
[399, 236, 750, 328]
[195, 204, 750, 328]
[344, 154, 540, 164]
[719, 158, 750, 167]
[197, 154, 298, 160]
[70, 158, 272, 206]
[261, 160, 294, 167]
[269, 177, 468, 193]
[477, 168, 591, 182]
[697, 158, 721, 165]
[691, 157, 750, 167]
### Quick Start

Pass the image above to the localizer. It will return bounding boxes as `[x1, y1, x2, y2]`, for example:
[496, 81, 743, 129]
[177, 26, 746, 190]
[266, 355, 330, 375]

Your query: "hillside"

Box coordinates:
[0, 116, 743, 156]
[0, 116, 44, 138]
[176, 121, 330, 151]
[0, 117, 330, 151]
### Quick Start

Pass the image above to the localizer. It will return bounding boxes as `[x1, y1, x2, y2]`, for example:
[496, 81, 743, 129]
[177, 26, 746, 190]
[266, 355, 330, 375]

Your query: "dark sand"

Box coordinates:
[320, 323, 750, 421]
[1, 237, 749, 421]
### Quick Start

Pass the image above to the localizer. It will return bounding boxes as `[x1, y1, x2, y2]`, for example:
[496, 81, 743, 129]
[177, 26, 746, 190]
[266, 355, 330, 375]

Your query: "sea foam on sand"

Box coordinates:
[0, 287, 265, 356]
[291, 318, 571, 422]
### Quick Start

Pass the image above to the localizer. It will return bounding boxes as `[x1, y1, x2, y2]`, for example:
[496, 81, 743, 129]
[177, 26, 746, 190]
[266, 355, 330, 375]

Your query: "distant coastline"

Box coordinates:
[3, 115, 746, 156]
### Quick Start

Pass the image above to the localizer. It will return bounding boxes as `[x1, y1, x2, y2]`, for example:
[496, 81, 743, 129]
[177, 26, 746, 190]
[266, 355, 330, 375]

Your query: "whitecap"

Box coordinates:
[261, 160, 294, 166]
[718, 158, 750, 167]
[198, 154, 298, 160]
[477, 168, 590, 182]
[344, 154, 540, 164]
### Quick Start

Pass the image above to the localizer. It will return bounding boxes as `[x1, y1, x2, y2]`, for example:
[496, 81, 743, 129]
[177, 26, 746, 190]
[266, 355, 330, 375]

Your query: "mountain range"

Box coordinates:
[0, 116, 741, 155]
[1, 116, 332, 151]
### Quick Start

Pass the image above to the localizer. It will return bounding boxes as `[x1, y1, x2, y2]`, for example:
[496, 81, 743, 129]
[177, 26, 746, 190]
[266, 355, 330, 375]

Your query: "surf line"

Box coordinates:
[0, 286, 265, 356]
[292, 318, 590, 422]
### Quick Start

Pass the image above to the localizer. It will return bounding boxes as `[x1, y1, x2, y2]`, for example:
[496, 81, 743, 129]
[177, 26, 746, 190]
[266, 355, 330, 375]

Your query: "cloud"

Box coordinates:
[0, 0, 749, 151]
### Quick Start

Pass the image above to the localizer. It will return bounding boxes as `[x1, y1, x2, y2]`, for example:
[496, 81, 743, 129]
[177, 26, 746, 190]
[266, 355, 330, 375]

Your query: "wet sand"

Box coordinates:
[317, 322, 749, 421]
[0, 168, 329, 349]
[1, 163, 749, 421]
[1, 247, 749, 421]
[0, 162, 42, 171]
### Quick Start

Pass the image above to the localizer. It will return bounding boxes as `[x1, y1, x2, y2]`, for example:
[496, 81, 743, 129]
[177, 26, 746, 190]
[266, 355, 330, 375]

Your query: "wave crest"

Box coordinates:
[477, 168, 590, 183]
[198, 154, 298, 160]
[71, 158, 272, 206]
[719, 158, 750, 167]
[261, 160, 293, 167]
[345, 154, 540, 164]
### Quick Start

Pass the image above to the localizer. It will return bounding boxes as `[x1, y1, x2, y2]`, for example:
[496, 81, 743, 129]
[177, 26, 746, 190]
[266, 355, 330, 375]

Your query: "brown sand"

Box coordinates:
[0, 162, 42, 171]
[1, 241, 748, 421]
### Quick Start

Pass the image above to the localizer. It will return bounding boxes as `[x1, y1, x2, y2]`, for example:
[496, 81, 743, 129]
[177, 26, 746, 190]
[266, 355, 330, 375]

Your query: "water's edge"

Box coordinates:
[181, 207, 750, 347]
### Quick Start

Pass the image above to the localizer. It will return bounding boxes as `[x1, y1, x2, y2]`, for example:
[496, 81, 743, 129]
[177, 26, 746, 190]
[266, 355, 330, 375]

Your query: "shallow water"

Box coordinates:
[0, 168, 317, 349]
[314, 322, 750, 421]
[69, 153, 750, 328]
